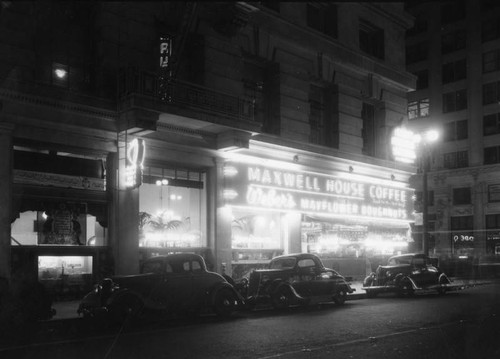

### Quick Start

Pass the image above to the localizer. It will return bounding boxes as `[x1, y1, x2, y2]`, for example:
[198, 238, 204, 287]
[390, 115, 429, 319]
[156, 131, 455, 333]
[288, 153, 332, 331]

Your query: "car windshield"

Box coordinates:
[269, 257, 297, 269]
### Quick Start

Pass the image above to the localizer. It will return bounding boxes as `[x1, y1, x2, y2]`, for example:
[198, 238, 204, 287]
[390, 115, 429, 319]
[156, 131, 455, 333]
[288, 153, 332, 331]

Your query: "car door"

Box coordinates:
[160, 257, 194, 311]
[293, 258, 321, 297]
[411, 256, 435, 286]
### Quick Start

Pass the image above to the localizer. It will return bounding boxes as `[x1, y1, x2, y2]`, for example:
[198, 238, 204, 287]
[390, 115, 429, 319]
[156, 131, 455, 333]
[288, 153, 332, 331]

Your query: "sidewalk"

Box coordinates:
[49, 277, 493, 321]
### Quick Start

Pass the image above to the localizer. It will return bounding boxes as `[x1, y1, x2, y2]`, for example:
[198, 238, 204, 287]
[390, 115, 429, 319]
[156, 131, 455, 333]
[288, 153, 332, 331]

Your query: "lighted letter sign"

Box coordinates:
[125, 138, 145, 189]
[159, 35, 173, 101]
[224, 162, 413, 223]
[391, 127, 418, 164]
[159, 36, 172, 70]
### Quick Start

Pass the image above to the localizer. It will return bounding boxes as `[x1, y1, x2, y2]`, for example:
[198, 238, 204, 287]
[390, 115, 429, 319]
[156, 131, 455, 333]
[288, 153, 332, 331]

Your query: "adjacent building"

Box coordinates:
[0, 2, 415, 298]
[405, 0, 500, 263]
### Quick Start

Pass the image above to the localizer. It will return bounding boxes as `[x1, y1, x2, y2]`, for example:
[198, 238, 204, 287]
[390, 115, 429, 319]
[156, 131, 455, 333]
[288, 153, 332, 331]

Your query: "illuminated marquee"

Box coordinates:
[224, 163, 413, 221]
[125, 138, 145, 189]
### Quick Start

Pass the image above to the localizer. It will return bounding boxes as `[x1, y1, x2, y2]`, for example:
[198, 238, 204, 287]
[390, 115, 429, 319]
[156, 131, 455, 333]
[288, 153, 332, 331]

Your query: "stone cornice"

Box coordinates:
[0, 87, 117, 122]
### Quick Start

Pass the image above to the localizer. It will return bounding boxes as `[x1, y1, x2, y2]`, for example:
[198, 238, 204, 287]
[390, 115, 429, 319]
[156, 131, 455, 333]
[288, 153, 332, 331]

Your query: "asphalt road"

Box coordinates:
[1, 283, 499, 359]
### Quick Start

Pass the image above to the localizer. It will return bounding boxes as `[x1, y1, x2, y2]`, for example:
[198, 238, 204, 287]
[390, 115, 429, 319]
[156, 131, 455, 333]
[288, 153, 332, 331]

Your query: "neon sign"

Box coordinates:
[224, 162, 413, 221]
[125, 138, 145, 189]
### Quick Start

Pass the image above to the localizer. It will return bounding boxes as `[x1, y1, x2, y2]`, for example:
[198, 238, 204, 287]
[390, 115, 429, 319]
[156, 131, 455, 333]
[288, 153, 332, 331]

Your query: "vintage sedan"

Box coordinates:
[78, 253, 244, 323]
[362, 253, 452, 298]
[245, 253, 355, 309]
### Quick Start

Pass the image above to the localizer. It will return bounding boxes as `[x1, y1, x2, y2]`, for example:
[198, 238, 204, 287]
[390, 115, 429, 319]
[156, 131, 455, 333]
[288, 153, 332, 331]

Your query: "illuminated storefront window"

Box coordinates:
[224, 160, 414, 259]
[11, 209, 107, 246]
[139, 167, 207, 249]
[231, 209, 282, 251]
[301, 217, 410, 257]
[38, 255, 93, 298]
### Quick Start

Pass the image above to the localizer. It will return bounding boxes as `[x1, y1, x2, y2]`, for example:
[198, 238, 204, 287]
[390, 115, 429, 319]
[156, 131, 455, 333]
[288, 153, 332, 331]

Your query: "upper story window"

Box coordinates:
[406, 13, 428, 37]
[309, 85, 325, 146]
[406, 42, 428, 64]
[442, 59, 466, 84]
[443, 89, 467, 113]
[359, 19, 384, 60]
[482, 16, 500, 43]
[408, 98, 429, 119]
[486, 214, 500, 228]
[483, 49, 500, 73]
[262, 2, 280, 12]
[451, 215, 473, 230]
[444, 151, 469, 169]
[442, 29, 466, 54]
[488, 185, 500, 203]
[362, 102, 376, 157]
[483, 81, 500, 105]
[443, 120, 468, 141]
[441, 0, 466, 25]
[484, 113, 500, 135]
[413, 69, 429, 90]
[307, 3, 337, 39]
[453, 187, 471, 205]
[484, 146, 500, 164]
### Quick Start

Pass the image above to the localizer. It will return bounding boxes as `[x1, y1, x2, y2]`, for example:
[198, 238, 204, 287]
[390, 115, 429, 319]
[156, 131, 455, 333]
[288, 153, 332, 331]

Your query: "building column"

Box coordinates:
[107, 150, 140, 275]
[0, 123, 14, 281]
[214, 158, 233, 276]
[285, 213, 302, 254]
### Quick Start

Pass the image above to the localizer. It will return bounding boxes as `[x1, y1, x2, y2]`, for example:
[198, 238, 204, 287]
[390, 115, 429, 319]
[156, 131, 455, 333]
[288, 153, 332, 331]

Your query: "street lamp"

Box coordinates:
[391, 127, 439, 256]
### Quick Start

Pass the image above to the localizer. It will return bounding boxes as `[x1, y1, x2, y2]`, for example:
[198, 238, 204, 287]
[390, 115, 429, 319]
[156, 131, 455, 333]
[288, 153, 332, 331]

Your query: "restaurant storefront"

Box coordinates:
[10, 146, 110, 300]
[221, 148, 415, 279]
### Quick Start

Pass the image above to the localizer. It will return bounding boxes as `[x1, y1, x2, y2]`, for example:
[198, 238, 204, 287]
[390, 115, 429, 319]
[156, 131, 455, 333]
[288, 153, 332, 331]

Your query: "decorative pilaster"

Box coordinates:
[0, 122, 14, 281]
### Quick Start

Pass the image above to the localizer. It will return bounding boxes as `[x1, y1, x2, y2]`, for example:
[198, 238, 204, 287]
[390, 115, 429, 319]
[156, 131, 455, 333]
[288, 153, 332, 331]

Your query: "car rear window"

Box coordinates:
[270, 258, 296, 269]
[142, 261, 163, 274]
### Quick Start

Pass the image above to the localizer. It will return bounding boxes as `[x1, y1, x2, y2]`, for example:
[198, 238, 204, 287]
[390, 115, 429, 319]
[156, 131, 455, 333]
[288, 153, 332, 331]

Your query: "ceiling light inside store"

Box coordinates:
[54, 68, 67, 79]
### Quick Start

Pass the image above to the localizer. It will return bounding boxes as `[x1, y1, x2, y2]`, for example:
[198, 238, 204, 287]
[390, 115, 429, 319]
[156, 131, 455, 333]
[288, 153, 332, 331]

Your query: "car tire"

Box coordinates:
[213, 288, 237, 317]
[109, 294, 143, 325]
[397, 279, 414, 298]
[333, 290, 347, 305]
[437, 276, 449, 295]
[271, 286, 293, 310]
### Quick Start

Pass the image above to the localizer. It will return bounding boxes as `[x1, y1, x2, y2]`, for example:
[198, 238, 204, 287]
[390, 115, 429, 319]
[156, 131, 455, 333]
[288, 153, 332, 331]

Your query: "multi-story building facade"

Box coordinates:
[0, 2, 415, 298]
[405, 0, 500, 262]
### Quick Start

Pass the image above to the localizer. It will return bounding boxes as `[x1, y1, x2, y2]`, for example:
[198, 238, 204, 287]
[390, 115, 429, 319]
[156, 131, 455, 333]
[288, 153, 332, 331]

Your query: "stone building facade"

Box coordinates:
[0, 2, 414, 296]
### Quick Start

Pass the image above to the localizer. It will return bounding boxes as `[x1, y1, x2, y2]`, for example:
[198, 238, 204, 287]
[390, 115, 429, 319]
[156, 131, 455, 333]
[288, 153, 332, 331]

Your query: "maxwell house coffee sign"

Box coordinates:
[223, 162, 413, 222]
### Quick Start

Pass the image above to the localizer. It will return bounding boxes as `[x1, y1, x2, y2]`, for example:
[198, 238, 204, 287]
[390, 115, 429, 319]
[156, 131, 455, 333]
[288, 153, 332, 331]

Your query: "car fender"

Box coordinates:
[209, 282, 245, 306]
[438, 273, 451, 285]
[106, 288, 144, 308]
[363, 273, 376, 286]
[272, 281, 306, 302]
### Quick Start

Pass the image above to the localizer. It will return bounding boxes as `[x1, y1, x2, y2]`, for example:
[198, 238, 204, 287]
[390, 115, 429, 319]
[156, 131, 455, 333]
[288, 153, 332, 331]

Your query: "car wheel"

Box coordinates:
[333, 290, 347, 305]
[437, 276, 449, 295]
[271, 286, 293, 310]
[213, 288, 237, 317]
[109, 294, 143, 325]
[398, 279, 414, 298]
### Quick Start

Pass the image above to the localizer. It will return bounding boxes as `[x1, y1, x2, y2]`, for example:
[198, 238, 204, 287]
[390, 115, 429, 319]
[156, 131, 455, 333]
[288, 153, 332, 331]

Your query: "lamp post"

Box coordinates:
[415, 130, 439, 256]
[392, 127, 439, 256]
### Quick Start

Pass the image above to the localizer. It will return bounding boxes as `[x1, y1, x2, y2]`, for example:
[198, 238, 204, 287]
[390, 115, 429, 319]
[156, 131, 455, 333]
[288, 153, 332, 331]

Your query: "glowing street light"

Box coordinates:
[392, 126, 440, 256]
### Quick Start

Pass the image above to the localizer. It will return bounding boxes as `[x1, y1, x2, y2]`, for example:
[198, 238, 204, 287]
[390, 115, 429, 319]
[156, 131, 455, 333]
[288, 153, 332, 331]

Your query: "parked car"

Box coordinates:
[362, 253, 452, 298]
[77, 253, 244, 324]
[243, 253, 355, 309]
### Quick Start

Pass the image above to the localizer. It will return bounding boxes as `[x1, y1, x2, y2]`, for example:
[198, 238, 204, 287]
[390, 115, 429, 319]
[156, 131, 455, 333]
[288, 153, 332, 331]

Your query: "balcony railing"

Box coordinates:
[118, 67, 256, 124]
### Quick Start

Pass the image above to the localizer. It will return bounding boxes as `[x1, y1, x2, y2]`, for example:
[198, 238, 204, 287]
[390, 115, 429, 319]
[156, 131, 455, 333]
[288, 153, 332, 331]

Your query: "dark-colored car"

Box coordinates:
[78, 253, 244, 323]
[244, 253, 355, 309]
[362, 253, 452, 298]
